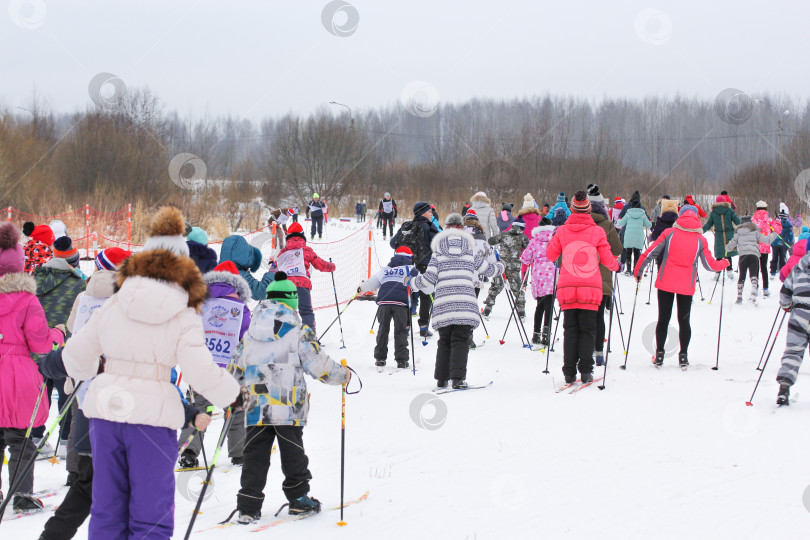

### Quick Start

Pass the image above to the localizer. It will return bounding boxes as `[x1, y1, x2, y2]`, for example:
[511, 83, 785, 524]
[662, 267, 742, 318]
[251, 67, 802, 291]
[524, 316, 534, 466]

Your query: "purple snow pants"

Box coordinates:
[89, 418, 177, 539]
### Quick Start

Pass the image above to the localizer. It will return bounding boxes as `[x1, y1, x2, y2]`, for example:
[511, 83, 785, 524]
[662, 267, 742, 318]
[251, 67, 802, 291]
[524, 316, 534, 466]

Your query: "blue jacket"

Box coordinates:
[219, 235, 275, 301]
[187, 240, 218, 274]
[307, 200, 326, 218]
[549, 196, 571, 219]
[618, 207, 652, 250]
[355, 203, 363, 214]
[772, 217, 794, 248]
[360, 254, 416, 307]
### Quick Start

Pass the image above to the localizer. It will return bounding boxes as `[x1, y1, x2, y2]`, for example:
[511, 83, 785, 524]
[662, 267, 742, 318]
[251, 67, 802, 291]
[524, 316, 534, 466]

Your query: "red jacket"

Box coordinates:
[546, 213, 620, 311]
[780, 238, 807, 282]
[683, 195, 707, 219]
[274, 235, 335, 290]
[635, 211, 728, 295]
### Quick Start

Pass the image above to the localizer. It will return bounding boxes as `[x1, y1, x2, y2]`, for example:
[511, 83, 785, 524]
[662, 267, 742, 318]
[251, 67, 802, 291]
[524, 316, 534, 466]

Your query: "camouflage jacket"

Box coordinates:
[488, 227, 529, 270]
[35, 258, 86, 330]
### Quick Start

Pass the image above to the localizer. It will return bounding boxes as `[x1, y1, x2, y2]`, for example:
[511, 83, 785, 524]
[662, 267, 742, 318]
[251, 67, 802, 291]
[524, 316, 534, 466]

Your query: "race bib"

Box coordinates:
[309, 204, 322, 214]
[277, 213, 289, 226]
[276, 249, 307, 277]
[383, 201, 393, 213]
[201, 298, 245, 367]
[73, 295, 107, 334]
[381, 265, 411, 284]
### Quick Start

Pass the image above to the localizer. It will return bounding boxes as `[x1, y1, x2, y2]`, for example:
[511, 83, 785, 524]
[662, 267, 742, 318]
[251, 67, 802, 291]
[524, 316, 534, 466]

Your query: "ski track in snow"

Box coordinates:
[5, 221, 808, 539]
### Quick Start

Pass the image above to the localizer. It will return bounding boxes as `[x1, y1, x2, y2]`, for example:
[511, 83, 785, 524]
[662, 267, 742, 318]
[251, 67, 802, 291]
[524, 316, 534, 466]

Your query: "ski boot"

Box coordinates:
[581, 372, 594, 384]
[436, 380, 448, 389]
[32, 438, 53, 461]
[396, 360, 410, 369]
[288, 494, 322, 516]
[518, 311, 526, 323]
[735, 295, 743, 305]
[777, 381, 791, 406]
[178, 450, 199, 470]
[763, 289, 771, 297]
[595, 352, 604, 367]
[375, 359, 386, 372]
[451, 379, 468, 390]
[532, 332, 542, 345]
[678, 352, 689, 370]
[541, 326, 550, 346]
[231, 456, 244, 466]
[564, 374, 576, 384]
[653, 350, 664, 367]
[749, 292, 758, 306]
[237, 510, 260, 524]
[13, 494, 44, 513]
[482, 306, 492, 319]
[419, 326, 433, 338]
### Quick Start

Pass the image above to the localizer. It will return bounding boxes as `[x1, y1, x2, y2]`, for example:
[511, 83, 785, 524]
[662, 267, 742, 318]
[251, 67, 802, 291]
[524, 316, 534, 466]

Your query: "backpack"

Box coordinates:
[394, 220, 431, 270]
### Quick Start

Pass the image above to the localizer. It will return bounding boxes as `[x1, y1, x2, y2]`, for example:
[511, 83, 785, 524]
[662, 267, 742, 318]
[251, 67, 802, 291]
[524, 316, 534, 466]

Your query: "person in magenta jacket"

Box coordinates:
[0, 222, 65, 512]
[546, 191, 620, 384]
[780, 238, 808, 283]
[635, 205, 729, 368]
[751, 201, 780, 295]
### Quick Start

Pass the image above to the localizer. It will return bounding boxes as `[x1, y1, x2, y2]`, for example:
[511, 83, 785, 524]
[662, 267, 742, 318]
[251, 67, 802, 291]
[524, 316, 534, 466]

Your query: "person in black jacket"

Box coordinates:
[390, 202, 440, 337]
[305, 194, 327, 240]
[378, 193, 398, 238]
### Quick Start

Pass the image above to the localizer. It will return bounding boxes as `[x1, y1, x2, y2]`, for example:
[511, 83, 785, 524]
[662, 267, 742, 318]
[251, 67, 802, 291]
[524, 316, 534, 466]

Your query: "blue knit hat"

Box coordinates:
[679, 205, 698, 217]
[556, 192, 566, 203]
[187, 227, 208, 246]
[413, 201, 431, 216]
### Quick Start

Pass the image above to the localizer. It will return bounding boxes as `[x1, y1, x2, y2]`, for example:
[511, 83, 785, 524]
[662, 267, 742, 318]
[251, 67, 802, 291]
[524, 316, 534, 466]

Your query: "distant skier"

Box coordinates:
[703, 195, 740, 276]
[470, 192, 499, 238]
[306, 193, 327, 240]
[483, 218, 529, 320]
[520, 217, 557, 347]
[379, 193, 398, 238]
[725, 216, 777, 305]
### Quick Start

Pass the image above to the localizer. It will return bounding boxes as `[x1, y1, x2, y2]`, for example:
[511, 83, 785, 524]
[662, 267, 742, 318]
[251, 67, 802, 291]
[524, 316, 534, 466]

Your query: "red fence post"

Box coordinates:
[6, 207, 11, 222]
[127, 203, 132, 251]
[271, 223, 277, 250]
[367, 225, 372, 279]
[85, 204, 90, 259]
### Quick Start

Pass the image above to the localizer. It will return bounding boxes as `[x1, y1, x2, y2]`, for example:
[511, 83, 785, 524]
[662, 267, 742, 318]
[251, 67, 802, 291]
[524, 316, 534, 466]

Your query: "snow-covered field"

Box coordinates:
[5, 220, 810, 539]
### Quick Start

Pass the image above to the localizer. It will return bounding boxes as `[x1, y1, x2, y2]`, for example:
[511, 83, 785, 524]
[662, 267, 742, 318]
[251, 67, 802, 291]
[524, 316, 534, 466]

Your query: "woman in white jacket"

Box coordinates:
[470, 191, 499, 239]
[63, 207, 240, 540]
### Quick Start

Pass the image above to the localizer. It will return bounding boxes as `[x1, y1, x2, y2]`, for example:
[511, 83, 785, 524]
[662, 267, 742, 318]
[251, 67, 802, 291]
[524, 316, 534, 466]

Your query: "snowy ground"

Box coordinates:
[4, 220, 810, 539]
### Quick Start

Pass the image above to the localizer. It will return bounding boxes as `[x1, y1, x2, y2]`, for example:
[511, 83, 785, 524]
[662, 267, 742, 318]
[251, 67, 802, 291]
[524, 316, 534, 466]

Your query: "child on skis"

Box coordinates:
[410, 214, 504, 389]
[520, 217, 557, 347]
[725, 216, 777, 304]
[359, 246, 415, 369]
[177, 260, 252, 469]
[546, 192, 620, 384]
[62, 207, 240, 539]
[272, 221, 336, 331]
[0, 223, 65, 512]
[752, 201, 780, 297]
[775, 253, 810, 405]
[483, 218, 529, 319]
[229, 272, 351, 524]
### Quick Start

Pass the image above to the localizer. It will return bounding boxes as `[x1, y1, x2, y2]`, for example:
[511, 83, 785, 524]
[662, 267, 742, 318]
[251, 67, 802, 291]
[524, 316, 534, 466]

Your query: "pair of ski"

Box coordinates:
[196, 491, 369, 534]
[556, 377, 603, 394]
[651, 356, 688, 371]
[3, 487, 64, 521]
[530, 338, 559, 353]
[432, 381, 493, 395]
[377, 366, 410, 374]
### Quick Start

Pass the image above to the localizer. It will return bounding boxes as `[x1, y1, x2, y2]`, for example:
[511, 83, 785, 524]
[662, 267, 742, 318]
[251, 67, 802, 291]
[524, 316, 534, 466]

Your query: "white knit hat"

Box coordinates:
[522, 193, 535, 209]
[755, 200, 767, 209]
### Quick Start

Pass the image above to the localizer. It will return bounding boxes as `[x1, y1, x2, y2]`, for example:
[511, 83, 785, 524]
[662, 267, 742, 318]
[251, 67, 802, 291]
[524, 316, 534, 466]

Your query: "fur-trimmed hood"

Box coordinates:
[470, 193, 491, 206]
[430, 227, 476, 253]
[531, 225, 556, 237]
[117, 250, 207, 312]
[463, 218, 484, 234]
[517, 206, 541, 216]
[711, 201, 731, 211]
[736, 221, 758, 233]
[204, 270, 252, 303]
[0, 272, 37, 296]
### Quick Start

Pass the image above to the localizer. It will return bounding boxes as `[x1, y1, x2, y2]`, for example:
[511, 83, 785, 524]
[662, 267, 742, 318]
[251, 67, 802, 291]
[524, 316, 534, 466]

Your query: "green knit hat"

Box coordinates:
[266, 271, 298, 310]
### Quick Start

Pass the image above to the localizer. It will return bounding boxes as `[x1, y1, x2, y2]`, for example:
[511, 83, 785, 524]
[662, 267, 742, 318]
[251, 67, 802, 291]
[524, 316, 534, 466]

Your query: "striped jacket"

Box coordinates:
[411, 228, 504, 329]
[781, 254, 810, 310]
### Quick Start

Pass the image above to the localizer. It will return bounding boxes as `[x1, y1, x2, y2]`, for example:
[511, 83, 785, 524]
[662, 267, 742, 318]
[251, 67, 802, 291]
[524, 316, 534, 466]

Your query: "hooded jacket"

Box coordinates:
[751, 210, 780, 254]
[780, 239, 808, 282]
[229, 300, 348, 426]
[517, 206, 542, 238]
[549, 193, 571, 220]
[470, 193, 499, 239]
[24, 225, 55, 274]
[0, 272, 64, 428]
[219, 235, 275, 300]
[274, 234, 335, 290]
[67, 268, 116, 334]
[359, 253, 415, 307]
[204, 269, 253, 341]
[187, 240, 218, 274]
[551, 207, 568, 226]
[496, 207, 516, 232]
[546, 212, 620, 311]
[726, 221, 777, 259]
[411, 228, 504, 328]
[780, 251, 810, 310]
[35, 258, 86, 330]
[636, 211, 728, 296]
[62, 249, 239, 429]
[617, 208, 652, 250]
[617, 191, 644, 220]
[683, 195, 707, 218]
[520, 225, 557, 299]
[703, 202, 741, 259]
[772, 216, 795, 248]
[591, 203, 624, 295]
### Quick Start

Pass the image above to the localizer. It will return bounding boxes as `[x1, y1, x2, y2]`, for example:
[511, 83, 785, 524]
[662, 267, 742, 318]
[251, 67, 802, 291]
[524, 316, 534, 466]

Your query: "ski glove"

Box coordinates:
[783, 303, 794, 313]
[229, 385, 251, 412]
[616, 261, 624, 274]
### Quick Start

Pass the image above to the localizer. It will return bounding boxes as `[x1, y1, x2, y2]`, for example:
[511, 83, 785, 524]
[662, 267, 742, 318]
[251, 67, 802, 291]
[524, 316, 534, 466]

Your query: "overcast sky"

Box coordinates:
[1, 0, 808, 120]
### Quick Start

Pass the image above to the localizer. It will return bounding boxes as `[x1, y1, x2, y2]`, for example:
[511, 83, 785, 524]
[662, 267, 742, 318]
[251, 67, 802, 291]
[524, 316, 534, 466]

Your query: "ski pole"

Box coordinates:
[619, 282, 640, 370]
[598, 273, 619, 390]
[502, 272, 530, 347]
[542, 266, 560, 373]
[0, 380, 83, 523]
[183, 408, 235, 540]
[712, 270, 725, 371]
[328, 258, 347, 349]
[615, 277, 624, 314]
[756, 306, 782, 370]
[477, 309, 490, 339]
[746, 310, 789, 406]
[497, 274, 523, 345]
[549, 297, 562, 352]
[369, 305, 380, 334]
[614, 283, 627, 353]
[6, 382, 48, 498]
[708, 272, 721, 304]
[318, 292, 359, 342]
[696, 273, 705, 301]
[422, 297, 434, 347]
[337, 360, 348, 526]
[645, 264, 655, 305]
[407, 286, 417, 376]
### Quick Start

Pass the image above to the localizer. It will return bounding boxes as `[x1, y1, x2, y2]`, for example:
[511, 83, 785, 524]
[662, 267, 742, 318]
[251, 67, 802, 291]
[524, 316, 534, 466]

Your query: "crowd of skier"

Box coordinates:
[0, 183, 808, 537]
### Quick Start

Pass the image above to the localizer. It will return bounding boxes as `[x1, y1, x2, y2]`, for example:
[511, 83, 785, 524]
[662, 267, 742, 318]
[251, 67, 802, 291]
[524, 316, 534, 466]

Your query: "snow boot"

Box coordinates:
[436, 380, 448, 389]
[451, 379, 468, 390]
[13, 494, 43, 513]
[419, 326, 433, 338]
[396, 360, 409, 369]
[375, 359, 386, 368]
[178, 450, 198, 470]
[678, 352, 689, 368]
[595, 353, 604, 367]
[653, 350, 664, 367]
[777, 381, 791, 406]
[581, 372, 594, 384]
[564, 374, 576, 384]
[288, 494, 322, 516]
[237, 510, 260, 524]
[763, 289, 771, 297]
[735, 295, 743, 305]
[532, 332, 542, 345]
[541, 326, 550, 346]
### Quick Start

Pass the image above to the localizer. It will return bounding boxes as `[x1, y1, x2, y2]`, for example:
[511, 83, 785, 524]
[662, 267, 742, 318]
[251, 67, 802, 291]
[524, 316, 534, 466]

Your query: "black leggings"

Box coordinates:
[656, 290, 693, 353]
[533, 295, 554, 333]
[622, 248, 640, 272]
[595, 294, 611, 353]
[759, 253, 769, 291]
